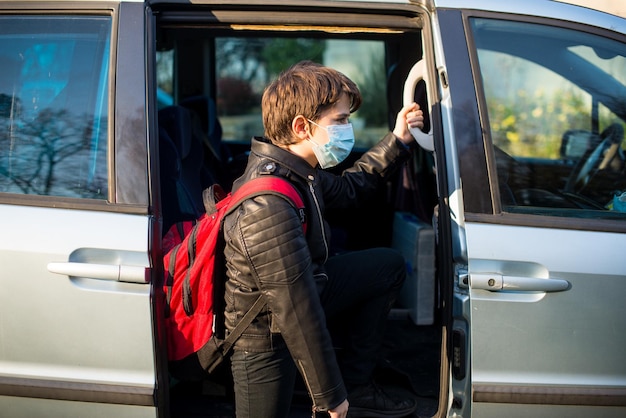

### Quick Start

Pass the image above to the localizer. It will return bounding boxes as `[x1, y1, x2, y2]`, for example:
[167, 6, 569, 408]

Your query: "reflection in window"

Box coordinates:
[0, 16, 110, 199]
[472, 18, 626, 216]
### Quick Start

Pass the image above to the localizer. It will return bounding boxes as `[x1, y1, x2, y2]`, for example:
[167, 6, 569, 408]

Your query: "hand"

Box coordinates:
[328, 399, 349, 418]
[392, 102, 424, 145]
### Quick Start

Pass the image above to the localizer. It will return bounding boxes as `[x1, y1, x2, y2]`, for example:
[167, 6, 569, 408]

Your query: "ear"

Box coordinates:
[292, 115, 310, 141]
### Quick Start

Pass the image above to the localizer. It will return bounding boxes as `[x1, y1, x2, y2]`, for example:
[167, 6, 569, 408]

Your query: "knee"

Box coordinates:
[373, 248, 407, 288]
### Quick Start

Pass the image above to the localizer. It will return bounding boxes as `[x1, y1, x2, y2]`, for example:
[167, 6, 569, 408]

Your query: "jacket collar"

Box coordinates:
[250, 136, 317, 180]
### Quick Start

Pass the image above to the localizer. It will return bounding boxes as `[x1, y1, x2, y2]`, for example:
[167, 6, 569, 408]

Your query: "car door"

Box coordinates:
[437, 4, 626, 418]
[0, 3, 161, 417]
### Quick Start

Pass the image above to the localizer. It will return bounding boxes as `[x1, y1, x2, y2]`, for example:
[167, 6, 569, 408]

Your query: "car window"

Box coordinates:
[0, 16, 111, 199]
[157, 37, 388, 149]
[471, 18, 626, 217]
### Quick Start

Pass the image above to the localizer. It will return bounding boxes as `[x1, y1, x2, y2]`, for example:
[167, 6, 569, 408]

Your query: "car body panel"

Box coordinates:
[436, 0, 626, 30]
[0, 205, 157, 417]
[0, 2, 159, 416]
[0, 0, 624, 417]
[432, 1, 626, 417]
[467, 223, 626, 412]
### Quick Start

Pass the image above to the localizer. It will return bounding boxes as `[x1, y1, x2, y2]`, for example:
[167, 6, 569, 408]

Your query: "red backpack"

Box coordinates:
[163, 176, 306, 378]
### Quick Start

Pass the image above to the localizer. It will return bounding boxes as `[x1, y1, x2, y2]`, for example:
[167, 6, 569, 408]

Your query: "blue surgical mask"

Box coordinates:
[307, 120, 355, 169]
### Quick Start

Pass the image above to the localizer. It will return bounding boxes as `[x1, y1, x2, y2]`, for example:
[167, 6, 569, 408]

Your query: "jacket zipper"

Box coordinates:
[307, 176, 329, 262]
[298, 359, 319, 417]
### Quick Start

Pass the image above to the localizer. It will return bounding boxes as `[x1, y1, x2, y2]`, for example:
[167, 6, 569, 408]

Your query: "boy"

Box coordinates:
[222, 61, 424, 418]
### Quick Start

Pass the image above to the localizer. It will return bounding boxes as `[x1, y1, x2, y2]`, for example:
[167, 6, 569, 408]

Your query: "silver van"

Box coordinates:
[1, 0, 624, 417]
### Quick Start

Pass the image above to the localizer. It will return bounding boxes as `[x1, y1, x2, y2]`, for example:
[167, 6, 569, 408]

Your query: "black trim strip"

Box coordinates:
[0, 376, 155, 406]
[473, 384, 626, 407]
[465, 211, 626, 233]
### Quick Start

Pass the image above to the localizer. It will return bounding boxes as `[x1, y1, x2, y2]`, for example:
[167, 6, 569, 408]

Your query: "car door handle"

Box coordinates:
[47, 262, 149, 284]
[470, 273, 570, 292]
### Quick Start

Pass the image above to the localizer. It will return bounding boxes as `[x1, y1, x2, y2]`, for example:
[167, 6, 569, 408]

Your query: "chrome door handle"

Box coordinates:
[48, 262, 149, 284]
[470, 273, 570, 292]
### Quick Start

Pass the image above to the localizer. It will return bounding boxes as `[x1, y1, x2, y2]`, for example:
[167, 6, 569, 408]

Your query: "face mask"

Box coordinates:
[307, 120, 355, 169]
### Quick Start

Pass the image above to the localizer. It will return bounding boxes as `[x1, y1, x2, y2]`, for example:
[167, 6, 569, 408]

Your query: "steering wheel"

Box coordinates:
[564, 123, 624, 193]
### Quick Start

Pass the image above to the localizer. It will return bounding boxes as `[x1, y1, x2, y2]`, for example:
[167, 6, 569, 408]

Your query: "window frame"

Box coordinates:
[0, 3, 147, 213]
[462, 10, 626, 233]
[154, 4, 426, 148]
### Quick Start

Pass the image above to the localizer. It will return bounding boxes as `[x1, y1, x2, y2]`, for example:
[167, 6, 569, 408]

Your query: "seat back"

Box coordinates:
[180, 95, 225, 162]
[181, 96, 235, 187]
[158, 106, 206, 231]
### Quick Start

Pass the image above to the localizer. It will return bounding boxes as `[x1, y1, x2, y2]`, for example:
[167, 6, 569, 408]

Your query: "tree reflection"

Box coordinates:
[0, 98, 107, 198]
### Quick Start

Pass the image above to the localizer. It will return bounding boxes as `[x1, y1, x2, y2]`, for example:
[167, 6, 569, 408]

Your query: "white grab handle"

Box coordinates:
[403, 60, 434, 152]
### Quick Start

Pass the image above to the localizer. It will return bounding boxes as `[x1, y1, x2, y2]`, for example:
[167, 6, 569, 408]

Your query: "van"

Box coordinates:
[1, 0, 624, 417]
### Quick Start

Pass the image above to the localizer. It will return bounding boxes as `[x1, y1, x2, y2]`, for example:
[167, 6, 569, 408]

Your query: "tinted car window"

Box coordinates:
[471, 18, 626, 217]
[0, 16, 111, 199]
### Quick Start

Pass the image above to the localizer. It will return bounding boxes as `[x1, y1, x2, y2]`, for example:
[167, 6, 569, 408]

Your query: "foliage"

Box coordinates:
[353, 55, 387, 127]
[486, 86, 590, 159]
[260, 38, 326, 78]
[216, 38, 269, 83]
[214, 38, 326, 116]
[216, 77, 256, 115]
[482, 49, 626, 160]
[156, 50, 174, 95]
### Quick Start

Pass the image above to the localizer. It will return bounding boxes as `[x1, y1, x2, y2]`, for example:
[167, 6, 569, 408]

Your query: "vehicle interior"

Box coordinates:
[154, 5, 442, 417]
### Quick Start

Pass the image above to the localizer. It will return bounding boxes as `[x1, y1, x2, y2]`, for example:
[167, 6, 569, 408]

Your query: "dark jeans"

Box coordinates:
[231, 348, 297, 418]
[230, 247, 406, 418]
[321, 247, 405, 388]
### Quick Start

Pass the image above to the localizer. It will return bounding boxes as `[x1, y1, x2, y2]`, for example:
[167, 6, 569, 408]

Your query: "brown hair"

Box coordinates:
[261, 61, 362, 145]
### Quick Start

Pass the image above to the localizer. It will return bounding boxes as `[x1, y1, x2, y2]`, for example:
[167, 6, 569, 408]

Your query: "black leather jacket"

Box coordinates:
[222, 133, 412, 411]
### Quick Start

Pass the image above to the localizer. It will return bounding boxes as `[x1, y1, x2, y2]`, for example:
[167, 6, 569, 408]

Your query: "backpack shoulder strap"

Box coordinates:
[219, 294, 265, 353]
[227, 176, 307, 233]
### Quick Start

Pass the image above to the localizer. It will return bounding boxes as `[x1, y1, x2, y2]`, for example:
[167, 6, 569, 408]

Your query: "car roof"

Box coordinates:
[554, 0, 626, 19]
[2, 0, 624, 27]
[433, 0, 625, 34]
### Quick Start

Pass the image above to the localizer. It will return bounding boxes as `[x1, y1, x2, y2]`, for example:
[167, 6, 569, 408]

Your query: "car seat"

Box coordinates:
[158, 106, 206, 231]
[181, 96, 234, 188]
[159, 126, 189, 234]
[180, 96, 224, 161]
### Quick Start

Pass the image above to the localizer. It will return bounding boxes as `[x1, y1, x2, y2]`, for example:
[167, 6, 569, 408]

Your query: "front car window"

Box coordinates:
[0, 16, 111, 199]
[471, 18, 626, 218]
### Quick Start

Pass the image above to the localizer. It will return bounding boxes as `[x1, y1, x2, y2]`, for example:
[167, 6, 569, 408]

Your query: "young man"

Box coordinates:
[222, 61, 424, 418]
